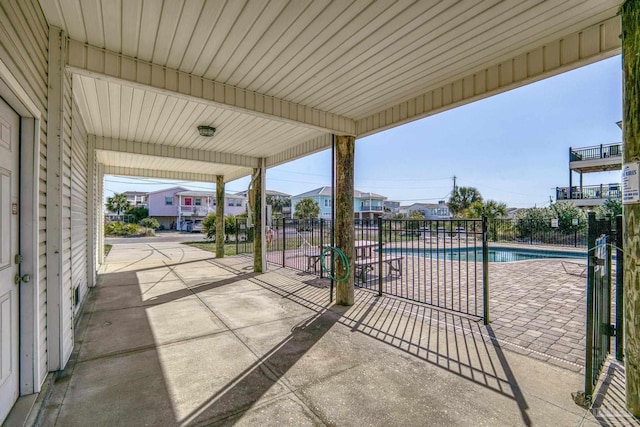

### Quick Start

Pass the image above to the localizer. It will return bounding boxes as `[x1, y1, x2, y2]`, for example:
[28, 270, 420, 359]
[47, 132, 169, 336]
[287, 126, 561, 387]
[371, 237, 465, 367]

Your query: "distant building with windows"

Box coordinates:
[148, 186, 246, 230]
[291, 186, 387, 221]
[555, 142, 623, 207]
[384, 200, 400, 214]
[556, 123, 623, 207]
[234, 189, 292, 219]
[399, 201, 451, 219]
[122, 191, 148, 207]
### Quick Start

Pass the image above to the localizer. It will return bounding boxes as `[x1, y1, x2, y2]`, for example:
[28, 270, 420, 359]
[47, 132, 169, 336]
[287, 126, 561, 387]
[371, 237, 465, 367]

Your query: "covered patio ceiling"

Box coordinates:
[40, 0, 623, 182]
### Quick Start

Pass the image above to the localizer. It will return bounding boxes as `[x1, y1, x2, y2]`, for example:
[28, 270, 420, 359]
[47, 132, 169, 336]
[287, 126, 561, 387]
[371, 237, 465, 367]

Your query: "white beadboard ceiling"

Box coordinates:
[40, 0, 624, 181]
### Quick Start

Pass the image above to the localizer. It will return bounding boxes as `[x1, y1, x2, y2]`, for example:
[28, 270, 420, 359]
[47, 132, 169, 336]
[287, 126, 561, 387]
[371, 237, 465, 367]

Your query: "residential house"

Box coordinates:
[556, 124, 623, 207]
[148, 187, 246, 230]
[123, 191, 148, 207]
[384, 200, 401, 214]
[399, 201, 451, 219]
[235, 189, 292, 217]
[291, 187, 387, 221]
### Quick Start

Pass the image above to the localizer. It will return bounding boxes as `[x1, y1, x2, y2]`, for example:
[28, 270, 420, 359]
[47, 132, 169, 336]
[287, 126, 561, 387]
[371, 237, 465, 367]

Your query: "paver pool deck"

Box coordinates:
[33, 242, 630, 426]
[267, 243, 589, 369]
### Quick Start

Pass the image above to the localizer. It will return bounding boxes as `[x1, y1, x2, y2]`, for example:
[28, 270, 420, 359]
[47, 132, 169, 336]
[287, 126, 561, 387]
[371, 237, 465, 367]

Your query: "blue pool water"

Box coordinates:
[384, 246, 586, 263]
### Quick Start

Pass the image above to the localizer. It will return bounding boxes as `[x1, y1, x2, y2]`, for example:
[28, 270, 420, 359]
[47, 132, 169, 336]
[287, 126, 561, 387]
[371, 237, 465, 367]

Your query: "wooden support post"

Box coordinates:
[216, 175, 224, 258]
[335, 135, 355, 305]
[621, 0, 640, 416]
[253, 163, 265, 273]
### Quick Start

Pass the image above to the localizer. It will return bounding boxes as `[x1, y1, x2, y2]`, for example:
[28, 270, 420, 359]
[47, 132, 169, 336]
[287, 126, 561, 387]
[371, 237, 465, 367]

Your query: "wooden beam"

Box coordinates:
[101, 165, 249, 183]
[92, 135, 259, 168]
[266, 134, 332, 168]
[67, 40, 355, 136]
[357, 16, 622, 137]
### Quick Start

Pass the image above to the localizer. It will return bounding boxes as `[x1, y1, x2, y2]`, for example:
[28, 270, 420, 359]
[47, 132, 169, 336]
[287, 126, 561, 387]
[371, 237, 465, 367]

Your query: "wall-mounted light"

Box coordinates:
[198, 125, 216, 137]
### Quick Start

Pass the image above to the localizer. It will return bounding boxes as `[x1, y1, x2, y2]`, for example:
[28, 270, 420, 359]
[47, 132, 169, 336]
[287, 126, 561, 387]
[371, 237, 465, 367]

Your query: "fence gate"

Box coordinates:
[580, 213, 624, 404]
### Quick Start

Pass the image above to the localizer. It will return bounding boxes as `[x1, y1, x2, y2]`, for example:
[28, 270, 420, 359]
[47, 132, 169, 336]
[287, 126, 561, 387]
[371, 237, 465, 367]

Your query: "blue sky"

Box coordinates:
[105, 55, 623, 208]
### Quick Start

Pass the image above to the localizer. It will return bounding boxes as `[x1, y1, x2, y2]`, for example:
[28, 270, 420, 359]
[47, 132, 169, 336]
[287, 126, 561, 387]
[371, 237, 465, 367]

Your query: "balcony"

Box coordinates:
[360, 205, 384, 212]
[556, 184, 621, 207]
[569, 143, 623, 173]
[178, 204, 214, 217]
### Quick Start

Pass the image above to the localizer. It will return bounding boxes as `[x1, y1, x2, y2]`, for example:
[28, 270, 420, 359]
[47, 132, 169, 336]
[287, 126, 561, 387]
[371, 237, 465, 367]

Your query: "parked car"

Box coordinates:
[185, 219, 203, 233]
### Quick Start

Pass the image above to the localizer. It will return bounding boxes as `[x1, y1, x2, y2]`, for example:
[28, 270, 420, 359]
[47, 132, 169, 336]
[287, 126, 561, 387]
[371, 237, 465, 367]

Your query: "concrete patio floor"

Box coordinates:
[35, 242, 610, 426]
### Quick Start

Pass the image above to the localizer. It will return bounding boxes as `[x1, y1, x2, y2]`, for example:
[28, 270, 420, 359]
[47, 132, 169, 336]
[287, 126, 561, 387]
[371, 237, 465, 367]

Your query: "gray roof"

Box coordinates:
[147, 186, 189, 195]
[400, 202, 449, 210]
[175, 190, 215, 197]
[292, 186, 386, 199]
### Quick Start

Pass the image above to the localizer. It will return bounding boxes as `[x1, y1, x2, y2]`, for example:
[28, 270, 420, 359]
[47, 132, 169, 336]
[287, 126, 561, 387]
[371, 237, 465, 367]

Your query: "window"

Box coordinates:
[325, 199, 329, 207]
[228, 200, 234, 207]
[165, 196, 173, 205]
[194, 198, 202, 206]
[235, 200, 242, 206]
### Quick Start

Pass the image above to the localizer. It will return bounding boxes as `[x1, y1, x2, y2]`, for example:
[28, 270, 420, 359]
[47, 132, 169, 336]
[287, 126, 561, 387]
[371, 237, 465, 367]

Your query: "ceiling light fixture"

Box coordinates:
[198, 125, 216, 137]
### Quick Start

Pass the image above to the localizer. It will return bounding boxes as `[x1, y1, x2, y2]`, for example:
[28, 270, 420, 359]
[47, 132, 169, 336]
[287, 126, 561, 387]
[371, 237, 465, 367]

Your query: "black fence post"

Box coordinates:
[378, 216, 383, 296]
[585, 211, 597, 396]
[282, 218, 286, 268]
[615, 214, 624, 361]
[320, 219, 324, 279]
[235, 218, 239, 255]
[482, 215, 489, 325]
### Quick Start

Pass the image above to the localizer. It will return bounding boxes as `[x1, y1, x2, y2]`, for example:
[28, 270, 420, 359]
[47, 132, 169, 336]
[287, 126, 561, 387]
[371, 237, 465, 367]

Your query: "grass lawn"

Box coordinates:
[183, 241, 240, 256]
[104, 244, 112, 256]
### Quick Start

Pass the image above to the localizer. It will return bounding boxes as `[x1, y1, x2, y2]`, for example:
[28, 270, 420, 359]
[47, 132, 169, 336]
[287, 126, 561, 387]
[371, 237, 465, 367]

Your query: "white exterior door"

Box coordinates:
[0, 97, 19, 421]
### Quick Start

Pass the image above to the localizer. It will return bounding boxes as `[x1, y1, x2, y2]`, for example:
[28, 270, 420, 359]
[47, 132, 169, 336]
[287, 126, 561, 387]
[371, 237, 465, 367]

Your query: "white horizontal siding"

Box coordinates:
[0, 0, 49, 386]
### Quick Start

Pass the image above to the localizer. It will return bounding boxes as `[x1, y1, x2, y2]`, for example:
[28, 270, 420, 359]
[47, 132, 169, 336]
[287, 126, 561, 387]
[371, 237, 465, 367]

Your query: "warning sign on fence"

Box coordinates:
[622, 162, 640, 204]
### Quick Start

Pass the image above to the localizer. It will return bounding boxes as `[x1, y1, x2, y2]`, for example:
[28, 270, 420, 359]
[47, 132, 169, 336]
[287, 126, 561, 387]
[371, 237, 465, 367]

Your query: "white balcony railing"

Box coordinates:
[179, 205, 215, 216]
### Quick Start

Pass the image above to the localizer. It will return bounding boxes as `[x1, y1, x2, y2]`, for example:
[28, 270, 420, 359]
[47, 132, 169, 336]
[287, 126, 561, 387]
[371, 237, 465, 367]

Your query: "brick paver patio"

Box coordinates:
[266, 247, 591, 371]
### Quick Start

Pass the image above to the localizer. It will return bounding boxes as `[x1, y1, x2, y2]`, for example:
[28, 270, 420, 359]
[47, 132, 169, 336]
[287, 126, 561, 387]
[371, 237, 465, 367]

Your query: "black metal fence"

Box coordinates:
[236, 217, 488, 320]
[370, 218, 487, 319]
[582, 213, 624, 401]
[489, 218, 587, 248]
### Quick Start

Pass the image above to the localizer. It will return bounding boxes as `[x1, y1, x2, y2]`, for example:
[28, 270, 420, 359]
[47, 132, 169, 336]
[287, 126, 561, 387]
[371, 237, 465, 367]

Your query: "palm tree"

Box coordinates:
[466, 200, 507, 219]
[105, 193, 130, 216]
[448, 186, 483, 217]
[293, 198, 320, 219]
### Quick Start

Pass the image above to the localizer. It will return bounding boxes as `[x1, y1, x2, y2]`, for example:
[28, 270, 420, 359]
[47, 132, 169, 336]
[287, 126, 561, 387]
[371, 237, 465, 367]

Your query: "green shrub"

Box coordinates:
[202, 214, 239, 241]
[105, 221, 142, 236]
[140, 217, 160, 230]
[126, 206, 149, 223]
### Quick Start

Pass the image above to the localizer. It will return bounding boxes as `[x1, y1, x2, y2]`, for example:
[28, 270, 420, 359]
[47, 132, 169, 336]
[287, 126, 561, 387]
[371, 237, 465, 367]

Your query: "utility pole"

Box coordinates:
[453, 175, 457, 194]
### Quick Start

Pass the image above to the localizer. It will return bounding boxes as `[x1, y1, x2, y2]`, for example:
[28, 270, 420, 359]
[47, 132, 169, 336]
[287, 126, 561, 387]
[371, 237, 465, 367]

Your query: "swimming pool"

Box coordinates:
[384, 246, 586, 263]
